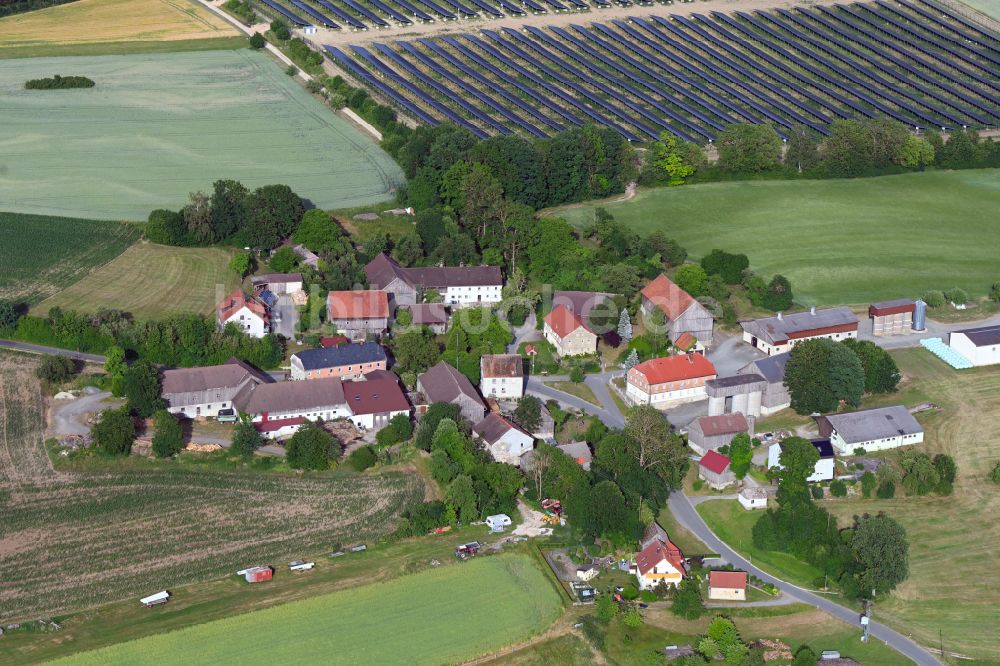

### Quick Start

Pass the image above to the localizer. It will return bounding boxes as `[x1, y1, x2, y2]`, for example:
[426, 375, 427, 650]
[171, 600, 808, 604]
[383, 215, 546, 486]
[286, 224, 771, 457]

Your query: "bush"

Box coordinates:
[151, 409, 184, 458]
[24, 75, 94, 90]
[570, 366, 585, 383]
[992, 462, 1000, 484]
[692, 479, 704, 491]
[286, 422, 339, 470]
[639, 590, 657, 603]
[35, 354, 77, 384]
[854, 447, 866, 456]
[249, 32, 265, 49]
[876, 481, 896, 499]
[270, 19, 291, 40]
[375, 413, 412, 446]
[622, 584, 639, 600]
[860, 471, 876, 498]
[830, 479, 847, 497]
[92, 407, 135, 456]
[923, 290, 945, 308]
[811, 485, 824, 500]
[345, 445, 377, 471]
[945, 287, 968, 305]
[285, 65, 298, 77]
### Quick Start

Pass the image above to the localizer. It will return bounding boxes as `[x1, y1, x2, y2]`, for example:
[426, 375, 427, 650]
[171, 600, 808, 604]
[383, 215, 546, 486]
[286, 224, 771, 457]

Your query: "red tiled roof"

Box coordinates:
[699, 450, 732, 475]
[641, 274, 695, 320]
[320, 335, 349, 348]
[674, 332, 696, 351]
[327, 290, 389, 320]
[633, 353, 716, 385]
[254, 416, 305, 433]
[709, 570, 747, 590]
[544, 305, 589, 339]
[635, 536, 685, 577]
[218, 289, 267, 323]
[343, 377, 410, 416]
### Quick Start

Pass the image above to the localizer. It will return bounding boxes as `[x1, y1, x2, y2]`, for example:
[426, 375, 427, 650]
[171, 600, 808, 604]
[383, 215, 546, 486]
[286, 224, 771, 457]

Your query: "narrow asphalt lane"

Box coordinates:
[668, 492, 940, 666]
[1, 339, 106, 364]
[526, 372, 625, 429]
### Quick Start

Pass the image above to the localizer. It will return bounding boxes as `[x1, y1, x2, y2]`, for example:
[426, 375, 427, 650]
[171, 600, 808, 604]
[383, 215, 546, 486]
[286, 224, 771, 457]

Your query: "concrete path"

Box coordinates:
[668, 491, 941, 666]
[1, 339, 106, 364]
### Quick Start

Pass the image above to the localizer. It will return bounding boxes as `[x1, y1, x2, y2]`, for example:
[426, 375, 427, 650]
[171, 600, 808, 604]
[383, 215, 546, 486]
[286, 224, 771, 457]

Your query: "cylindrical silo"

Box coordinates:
[912, 300, 927, 332]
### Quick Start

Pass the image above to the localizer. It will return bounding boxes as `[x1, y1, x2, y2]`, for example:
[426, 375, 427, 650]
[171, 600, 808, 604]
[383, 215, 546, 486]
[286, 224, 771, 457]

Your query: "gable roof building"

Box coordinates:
[417, 361, 487, 424]
[709, 571, 748, 601]
[290, 342, 388, 381]
[626, 353, 717, 409]
[640, 274, 715, 344]
[162, 358, 272, 418]
[408, 303, 450, 333]
[633, 529, 686, 591]
[698, 450, 735, 489]
[738, 352, 791, 415]
[741, 307, 859, 356]
[543, 305, 598, 357]
[217, 289, 269, 338]
[556, 441, 592, 471]
[473, 413, 534, 466]
[327, 290, 389, 340]
[480, 353, 524, 400]
[552, 290, 618, 323]
[364, 254, 503, 308]
[815, 405, 924, 454]
[687, 412, 751, 455]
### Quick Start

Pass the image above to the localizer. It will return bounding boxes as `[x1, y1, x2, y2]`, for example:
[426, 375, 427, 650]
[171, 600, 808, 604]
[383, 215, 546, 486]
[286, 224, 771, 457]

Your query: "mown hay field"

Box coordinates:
[556, 169, 1000, 306]
[33, 242, 238, 318]
[53, 554, 563, 666]
[0, 49, 404, 219]
[0, 351, 425, 625]
[0, 0, 236, 53]
[0, 212, 140, 305]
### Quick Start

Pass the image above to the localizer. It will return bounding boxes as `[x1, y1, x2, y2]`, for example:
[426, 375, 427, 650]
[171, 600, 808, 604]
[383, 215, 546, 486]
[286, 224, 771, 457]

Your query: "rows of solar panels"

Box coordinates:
[258, 0, 656, 32]
[324, 0, 1000, 141]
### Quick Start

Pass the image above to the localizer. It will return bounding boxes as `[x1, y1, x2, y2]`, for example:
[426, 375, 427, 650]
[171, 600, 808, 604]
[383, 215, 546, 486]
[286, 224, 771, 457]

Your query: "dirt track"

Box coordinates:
[309, 0, 842, 48]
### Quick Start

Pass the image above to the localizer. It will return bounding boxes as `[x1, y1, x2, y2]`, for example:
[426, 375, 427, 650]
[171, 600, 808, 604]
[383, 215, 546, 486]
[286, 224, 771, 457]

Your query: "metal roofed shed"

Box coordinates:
[740, 307, 858, 355]
[949, 324, 1000, 367]
[815, 406, 924, 454]
[869, 299, 915, 336]
[140, 591, 170, 607]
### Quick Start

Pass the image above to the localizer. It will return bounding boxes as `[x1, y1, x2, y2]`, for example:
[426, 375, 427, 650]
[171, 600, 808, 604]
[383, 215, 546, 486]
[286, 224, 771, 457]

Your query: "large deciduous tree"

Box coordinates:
[651, 131, 698, 186]
[784, 338, 864, 415]
[842, 339, 901, 394]
[232, 420, 263, 459]
[122, 360, 163, 418]
[209, 179, 248, 241]
[151, 409, 184, 458]
[624, 405, 688, 489]
[852, 512, 909, 596]
[716, 123, 783, 174]
[93, 407, 136, 456]
[286, 421, 338, 470]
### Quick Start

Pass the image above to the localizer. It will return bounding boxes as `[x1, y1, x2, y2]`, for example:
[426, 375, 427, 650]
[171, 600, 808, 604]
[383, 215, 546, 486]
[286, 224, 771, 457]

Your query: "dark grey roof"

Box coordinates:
[552, 291, 618, 320]
[418, 361, 485, 407]
[955, 324, 1000, 347]
[408, 303, 449, 325]
[365, 254, 502, 290]
[707, 374, 766, 389]
[821, 406, 922, 444]
[472, 413, 528, 445]
[162, 358, 272, 395]
[740, 308, 858, 345]
[293, 342, 386, 371]
[242, 377, 346, 414]
[870, 298, 915, 309]
[748, 352, 791, 384]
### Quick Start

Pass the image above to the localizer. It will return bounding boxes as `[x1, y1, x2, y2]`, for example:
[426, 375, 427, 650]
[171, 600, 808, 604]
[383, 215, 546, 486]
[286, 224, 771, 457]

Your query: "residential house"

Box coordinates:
[243, 377, 352, 439]
[407, 303, 450, 334]
[543, 305, 598, 357]
[698, 450, 735, 490]
[327, 290, 389, 340]
[640, 274, 714, 344]
[815, 406, 924, 455]
[633, 523, 686, 591]
[625, 353, 717, 409]
[738, 352, 791, 415]
[217, 289, 269, 338]
[364, 253, 502, 308]
[161, 358, 272, 418]
[767, 438, 836, 482]
[417, 361, 487, 424]
[949, 324, 1000, 366]
[868, 299, 915, 336]
[708, 571, 747, 601]
[290, 342, 388, 381]
[251, 273, 303, 295]
[480, 354, 524, 400]
[551, 290, 618, 334]
[576, 566, 599, 582]
[738, 487, 768, 510]
[473, 413, 534, 466]
[740, 307, 858, 356]
[686, 412, 751, 456]
[342, 376, 411, 430]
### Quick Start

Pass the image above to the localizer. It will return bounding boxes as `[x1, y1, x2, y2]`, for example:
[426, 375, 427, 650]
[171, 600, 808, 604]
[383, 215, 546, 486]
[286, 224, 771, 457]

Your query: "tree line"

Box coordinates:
[645, 119, 1000, 185]
[24, 75, 95, 90]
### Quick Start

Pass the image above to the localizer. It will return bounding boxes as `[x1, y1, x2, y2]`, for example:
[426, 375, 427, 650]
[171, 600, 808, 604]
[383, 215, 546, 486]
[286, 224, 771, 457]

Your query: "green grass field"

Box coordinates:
[33, 242, 238, 318]
[0, 212, 140, 305]
[556, 170, 1000, 306]
[53, 555, 563, 666]
[0, 50, 404, 220]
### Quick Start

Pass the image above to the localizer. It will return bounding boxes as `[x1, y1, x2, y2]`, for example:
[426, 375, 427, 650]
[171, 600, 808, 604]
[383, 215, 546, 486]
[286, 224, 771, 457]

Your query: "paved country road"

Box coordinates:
[668, 492, 941, 666]
[0, 339, 106, 363]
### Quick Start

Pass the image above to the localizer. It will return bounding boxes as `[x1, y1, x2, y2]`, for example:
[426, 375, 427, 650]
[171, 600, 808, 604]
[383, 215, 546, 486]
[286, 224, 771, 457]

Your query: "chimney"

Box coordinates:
[810, 306, 816, 315]
[777, 312, 783, 321]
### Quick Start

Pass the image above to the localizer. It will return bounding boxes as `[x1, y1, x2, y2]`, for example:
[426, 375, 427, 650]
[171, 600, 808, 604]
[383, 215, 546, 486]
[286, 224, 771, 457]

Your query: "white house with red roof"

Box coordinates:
[626, 353, 717, 408]
[640, 274, 714, 344]
[217, 289, 269, 338]
[633, 522, 686, 591]
[543, 305, 597, 357]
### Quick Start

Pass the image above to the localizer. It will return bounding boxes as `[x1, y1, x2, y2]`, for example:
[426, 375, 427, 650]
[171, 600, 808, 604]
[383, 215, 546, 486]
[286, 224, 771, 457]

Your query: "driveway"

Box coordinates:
[270, 294, 299, 339]
[507, 311, 540, 353]
[667, 491, 941, 666]
[859, 311, 1000, 350]
[526, 370, 626, 429]
[49, 390, 122, 436]
[707, 331, 765, 377]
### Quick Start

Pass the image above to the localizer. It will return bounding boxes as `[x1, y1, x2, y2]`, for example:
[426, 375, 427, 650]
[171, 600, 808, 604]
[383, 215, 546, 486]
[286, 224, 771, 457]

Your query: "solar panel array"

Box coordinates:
[258, 0, 646, 32]
[323, 0, 1000, 141]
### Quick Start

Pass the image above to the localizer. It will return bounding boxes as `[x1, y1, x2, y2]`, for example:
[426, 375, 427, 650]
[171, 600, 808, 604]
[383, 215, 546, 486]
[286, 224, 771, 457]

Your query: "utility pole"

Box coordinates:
[939, 629, 944, 659]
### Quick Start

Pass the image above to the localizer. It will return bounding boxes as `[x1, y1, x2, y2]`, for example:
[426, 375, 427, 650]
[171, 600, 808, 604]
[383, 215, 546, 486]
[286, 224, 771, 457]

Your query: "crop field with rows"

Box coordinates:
[0, 351, 425, 624]
[0, 213, 140, 306]
[326, 0, 1000, 140]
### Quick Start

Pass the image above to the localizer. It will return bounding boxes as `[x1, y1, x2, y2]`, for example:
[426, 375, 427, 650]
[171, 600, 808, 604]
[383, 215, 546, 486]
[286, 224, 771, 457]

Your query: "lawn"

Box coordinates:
[0, 49, 404, 220]
[0, 351, 425, 632]
[555, 170, 1000, 306]
[695, 500, 826, 591]
[544, 381, 601, 406]
[33, 242, 238, 318]
[493, 634, 595, 666]
[51, 555, 563, 666]
[0, 212, 140, 305]
[958, 0, 1000, 21]
[0, 0, 237, 55]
